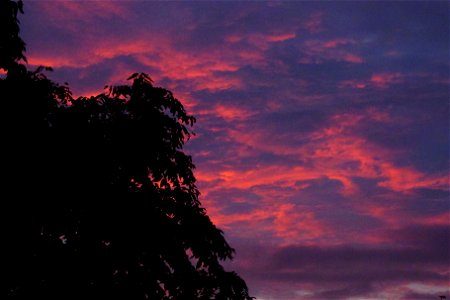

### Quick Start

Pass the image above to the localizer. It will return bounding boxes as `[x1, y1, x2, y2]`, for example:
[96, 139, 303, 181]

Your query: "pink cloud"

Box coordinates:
[266, 33, 297, 42]
[201, 197, 327, 245]
[340, 72, 411, 90]
[338, 79, 367, 89]
[24, 3, 262, 99]
[199, 107, 444, 198]
[302, 12, 325, 33]
[38, 1, 130, 19]
[272, 204, 325, 242]
[343, 53, 364, 63]
[214, 104, 255, 122]
[193, 106, 447, 248]
[302, 38, 364, 64]
[417, 213, 450, 226]
[370, 72, 403, 88]
[17, 3, 449, 299]
[27, 25, 246, 97]
[245, 32, 298, 51]
[225, 35, 243, 43]
[322, 38, 355, 49]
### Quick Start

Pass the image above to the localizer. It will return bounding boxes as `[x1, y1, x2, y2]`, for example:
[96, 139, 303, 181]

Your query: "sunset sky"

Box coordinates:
[20, 1, 449, 299]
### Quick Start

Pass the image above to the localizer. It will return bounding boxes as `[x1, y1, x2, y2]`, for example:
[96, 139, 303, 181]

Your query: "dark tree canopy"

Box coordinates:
[1, 1, 253, 299]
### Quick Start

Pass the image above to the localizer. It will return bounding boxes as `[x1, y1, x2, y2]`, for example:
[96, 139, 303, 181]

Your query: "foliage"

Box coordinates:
[0, 0, 25, 72]
[1, 1, 253, 299]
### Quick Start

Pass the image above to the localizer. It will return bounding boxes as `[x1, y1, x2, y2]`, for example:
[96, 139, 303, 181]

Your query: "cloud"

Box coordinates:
[188, 98, 447, 253]
[370, 72, 403, 88]
[18, 1, 449, 299]
[299, 38, 364, 64]
[231, 224, 449, 298]
[272, 239, 447, 272]
[205, 108, 446, 194]
[302, 12, 325, 33]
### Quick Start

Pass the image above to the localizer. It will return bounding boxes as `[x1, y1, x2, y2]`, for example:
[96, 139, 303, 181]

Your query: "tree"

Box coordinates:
[1, 1, 253, 298]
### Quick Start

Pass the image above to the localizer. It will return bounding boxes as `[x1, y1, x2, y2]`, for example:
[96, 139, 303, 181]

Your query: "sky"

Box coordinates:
[20, 1, 449, 299]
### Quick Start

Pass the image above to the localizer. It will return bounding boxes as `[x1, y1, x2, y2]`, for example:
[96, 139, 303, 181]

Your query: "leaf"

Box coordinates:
[127, 72, 139, 80]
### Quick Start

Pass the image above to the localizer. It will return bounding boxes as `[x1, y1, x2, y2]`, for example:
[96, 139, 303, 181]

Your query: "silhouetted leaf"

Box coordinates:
[1, 1, 253, 299]
[127, 72, 139, 80]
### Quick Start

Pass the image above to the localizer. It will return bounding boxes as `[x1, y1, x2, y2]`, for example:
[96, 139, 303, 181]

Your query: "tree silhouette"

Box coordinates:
[1, 1, 253, 299]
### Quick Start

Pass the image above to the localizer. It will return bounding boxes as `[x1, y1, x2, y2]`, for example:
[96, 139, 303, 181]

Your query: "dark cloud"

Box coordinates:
[311, 283, 375, 299]
[385, 224, 450, 254]
[271, 244, 446, 272]
[228, 226, 449, 298]
[402, 291, 448, 300]
[249, 228, 449, 297]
